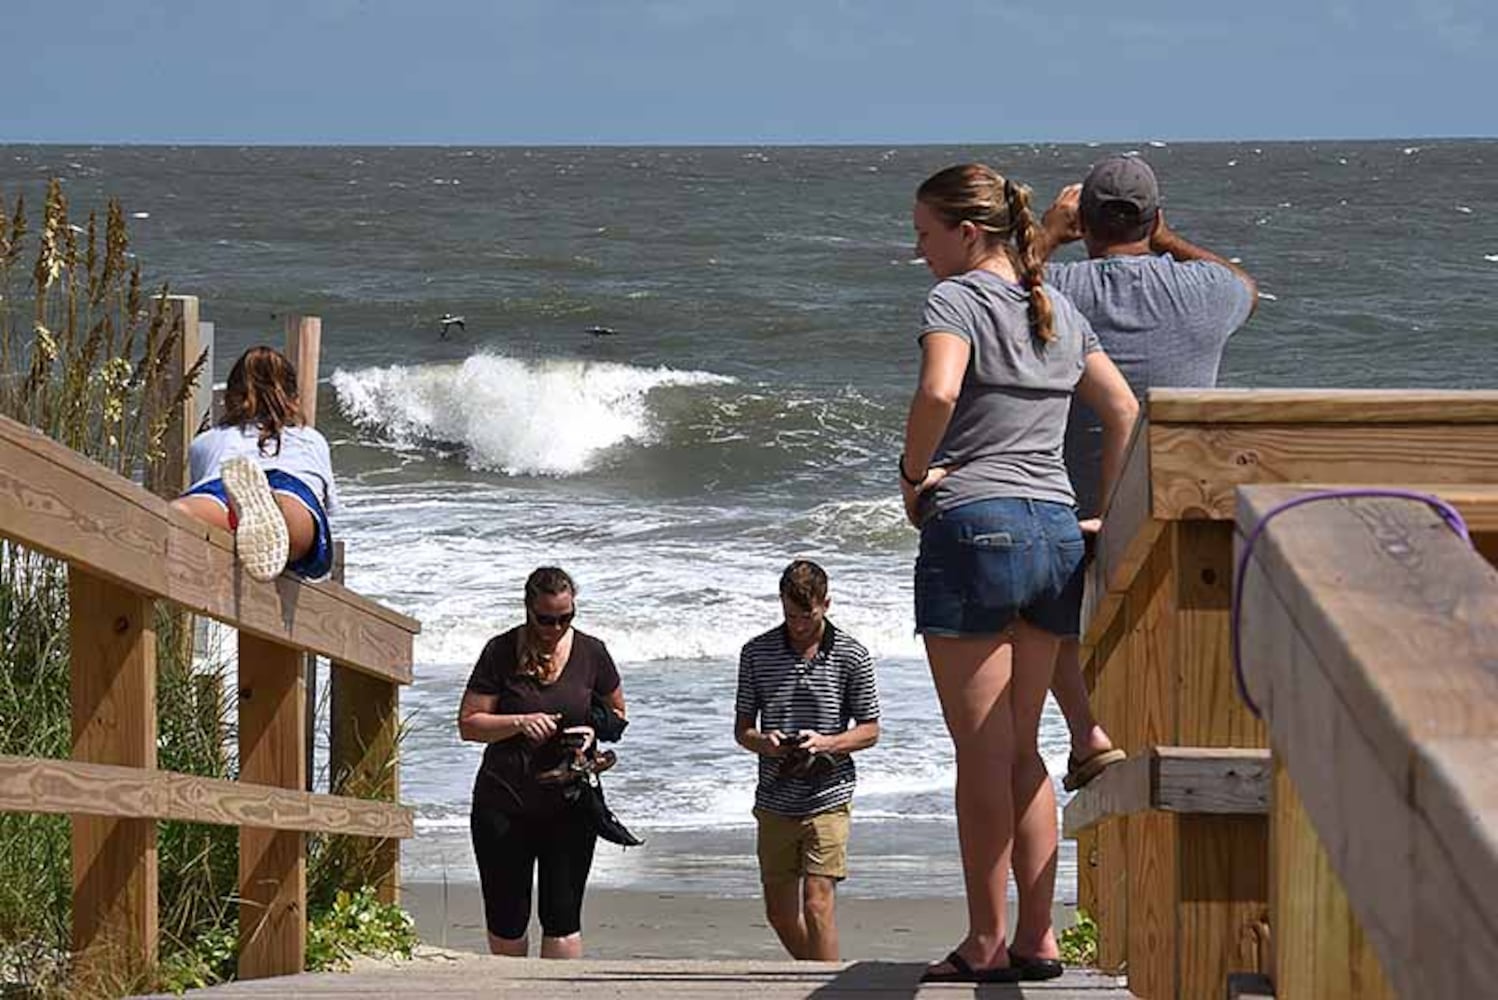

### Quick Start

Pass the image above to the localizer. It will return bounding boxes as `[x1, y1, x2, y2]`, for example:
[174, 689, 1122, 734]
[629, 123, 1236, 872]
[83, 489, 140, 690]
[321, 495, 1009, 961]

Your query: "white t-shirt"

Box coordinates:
[187, 424, 340, 515]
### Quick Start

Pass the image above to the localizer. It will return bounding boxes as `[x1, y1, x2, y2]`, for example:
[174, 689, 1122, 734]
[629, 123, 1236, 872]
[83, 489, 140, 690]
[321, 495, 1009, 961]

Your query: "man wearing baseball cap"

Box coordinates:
[1037, 155, 1258, 792]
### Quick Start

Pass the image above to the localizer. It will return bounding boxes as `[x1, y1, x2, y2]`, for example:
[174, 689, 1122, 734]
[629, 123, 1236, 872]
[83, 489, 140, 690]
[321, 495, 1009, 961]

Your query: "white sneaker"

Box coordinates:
[221, 457, 289, 582]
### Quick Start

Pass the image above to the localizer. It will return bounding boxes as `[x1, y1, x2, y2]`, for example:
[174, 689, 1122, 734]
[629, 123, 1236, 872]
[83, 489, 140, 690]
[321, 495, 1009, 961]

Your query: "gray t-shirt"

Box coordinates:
[1048, 255, 1255, 517]
[187, 424, 341, 514]
[918, 270, 1100, 517]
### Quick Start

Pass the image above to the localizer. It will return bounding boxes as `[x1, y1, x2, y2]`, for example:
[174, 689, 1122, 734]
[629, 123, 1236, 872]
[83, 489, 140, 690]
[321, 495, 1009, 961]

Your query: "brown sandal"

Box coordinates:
[1063, 748, 1126, 792]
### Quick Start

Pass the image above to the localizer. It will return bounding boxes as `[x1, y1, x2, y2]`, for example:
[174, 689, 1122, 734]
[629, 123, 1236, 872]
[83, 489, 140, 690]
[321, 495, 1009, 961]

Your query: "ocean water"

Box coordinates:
[3, 142, 1494, 900]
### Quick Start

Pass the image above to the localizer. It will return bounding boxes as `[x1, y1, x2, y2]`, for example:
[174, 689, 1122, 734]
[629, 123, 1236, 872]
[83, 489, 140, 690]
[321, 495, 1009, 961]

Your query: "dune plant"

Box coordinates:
[1, 179, 213, 997]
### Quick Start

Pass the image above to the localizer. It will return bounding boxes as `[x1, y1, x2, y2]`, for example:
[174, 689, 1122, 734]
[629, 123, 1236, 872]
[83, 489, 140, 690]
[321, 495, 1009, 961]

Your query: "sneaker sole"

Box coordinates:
[221, 457, 289, 583]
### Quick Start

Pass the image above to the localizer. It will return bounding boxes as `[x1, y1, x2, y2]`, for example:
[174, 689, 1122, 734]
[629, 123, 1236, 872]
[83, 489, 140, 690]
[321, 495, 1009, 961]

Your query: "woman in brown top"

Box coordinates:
[457, 567, 627, 958]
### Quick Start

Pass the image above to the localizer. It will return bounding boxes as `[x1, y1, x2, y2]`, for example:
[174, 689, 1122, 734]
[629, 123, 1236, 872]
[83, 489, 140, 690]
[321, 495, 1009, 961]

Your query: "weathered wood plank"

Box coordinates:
[1151, 423, 1498, 520]
[1092, 818, 1127, 976]
[0, 414, 417, 682]
[1237, 485, 1498, 999]
[1271, 761, 1396, 1000]
[143, 295, 203, 499]
[1123, 531, 1174, 758]
[1147, 387, 1498, 424]
[1178, 815, 1270, 1000]
[1175, 520, 1266, 749]
[1064, 748, 1272, 837]
[69, 569, 158, 982]
[239, 634, 307, 979]
[150, 957, 1138, 996]
[1088, 613, 1129, 975]
[330, 665, 402, 904]
[1236, 486, 1498, 798]
[0, 756, 413, 838]
[284, 315, 322, 428]
[1408, 738, 1498, 999]
[1081, 415, 1160, 645]
[1127, 811, 1176, 1000]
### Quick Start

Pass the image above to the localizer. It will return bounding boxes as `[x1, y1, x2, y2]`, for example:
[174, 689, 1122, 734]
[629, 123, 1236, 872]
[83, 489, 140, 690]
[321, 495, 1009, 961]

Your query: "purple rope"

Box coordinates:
[1231, 488, 1472, 718]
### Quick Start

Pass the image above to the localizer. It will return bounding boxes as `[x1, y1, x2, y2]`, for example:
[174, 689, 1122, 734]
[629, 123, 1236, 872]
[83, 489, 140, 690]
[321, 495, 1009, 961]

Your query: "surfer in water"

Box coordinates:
[439, 313, 466, 339]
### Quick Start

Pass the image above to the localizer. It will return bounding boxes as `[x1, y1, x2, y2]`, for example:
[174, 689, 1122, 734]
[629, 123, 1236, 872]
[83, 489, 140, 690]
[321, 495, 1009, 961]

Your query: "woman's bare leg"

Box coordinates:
[924, 632, 1016, 972]
[171, 493, 314, 563]
[171, 495, 231, 529]
[1052, 638, 1115, 759]
[273, 493, 317, 562]
[1008, 620, 1062, 960]
[487, 932, 527, 956]
[540, 933, 582, 959]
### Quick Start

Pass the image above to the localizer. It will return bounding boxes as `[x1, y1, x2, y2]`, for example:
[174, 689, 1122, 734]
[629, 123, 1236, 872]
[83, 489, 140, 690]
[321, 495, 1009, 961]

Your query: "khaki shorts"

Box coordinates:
[754, 804, 851, 883]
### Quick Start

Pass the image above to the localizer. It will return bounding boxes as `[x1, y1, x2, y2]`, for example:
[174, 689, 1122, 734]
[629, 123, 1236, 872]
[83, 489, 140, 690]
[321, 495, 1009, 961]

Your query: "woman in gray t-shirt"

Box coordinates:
[900, 164, 1138, 984]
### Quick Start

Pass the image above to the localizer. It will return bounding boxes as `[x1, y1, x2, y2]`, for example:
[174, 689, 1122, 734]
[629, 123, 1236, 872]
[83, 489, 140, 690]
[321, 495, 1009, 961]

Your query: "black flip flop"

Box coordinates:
[919, 950, 1022, 984]
[1009, 951, 1065, 981]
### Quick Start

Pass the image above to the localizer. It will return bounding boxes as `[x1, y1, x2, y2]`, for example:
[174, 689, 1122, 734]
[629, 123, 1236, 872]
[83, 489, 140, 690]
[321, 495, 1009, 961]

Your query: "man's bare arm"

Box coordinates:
[1149, 211, 1259, 315]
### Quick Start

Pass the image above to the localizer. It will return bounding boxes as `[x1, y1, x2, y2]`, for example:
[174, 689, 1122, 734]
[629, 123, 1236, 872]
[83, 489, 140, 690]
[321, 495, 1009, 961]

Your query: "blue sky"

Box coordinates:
[6, 0, 1493, 144]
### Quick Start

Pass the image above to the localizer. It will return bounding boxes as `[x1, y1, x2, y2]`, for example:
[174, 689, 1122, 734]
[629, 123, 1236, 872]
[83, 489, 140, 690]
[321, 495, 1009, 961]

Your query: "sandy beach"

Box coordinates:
[402, 881, 1079, 961]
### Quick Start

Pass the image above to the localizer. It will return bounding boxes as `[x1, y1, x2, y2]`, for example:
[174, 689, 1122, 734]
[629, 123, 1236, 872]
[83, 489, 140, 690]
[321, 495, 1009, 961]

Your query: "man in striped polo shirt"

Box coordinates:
[735, 560, 881, 961]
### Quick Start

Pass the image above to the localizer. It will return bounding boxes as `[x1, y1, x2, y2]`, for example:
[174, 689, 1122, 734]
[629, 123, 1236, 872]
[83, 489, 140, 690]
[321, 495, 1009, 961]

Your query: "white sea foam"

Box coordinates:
[1457, 206, 1473, 214]
[1485, 255, 1498, 263]
[332, 354, 734, 477]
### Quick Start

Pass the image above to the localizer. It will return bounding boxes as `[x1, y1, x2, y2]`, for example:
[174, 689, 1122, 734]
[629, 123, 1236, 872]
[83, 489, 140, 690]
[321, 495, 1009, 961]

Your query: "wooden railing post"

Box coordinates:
[1270, 761, 1395, 1000]
[144, 294, 202, 499]
[331, 666, 401, 904]
[284, 315, 321, 428]
[238, 633, 307, 979]
[69, 568, 158, 986]
[284, 316, 323, 793]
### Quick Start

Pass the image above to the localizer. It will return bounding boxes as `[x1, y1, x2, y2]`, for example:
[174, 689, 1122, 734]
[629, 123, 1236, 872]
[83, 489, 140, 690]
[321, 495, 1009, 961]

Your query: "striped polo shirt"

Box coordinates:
[735, 621, 880, 817]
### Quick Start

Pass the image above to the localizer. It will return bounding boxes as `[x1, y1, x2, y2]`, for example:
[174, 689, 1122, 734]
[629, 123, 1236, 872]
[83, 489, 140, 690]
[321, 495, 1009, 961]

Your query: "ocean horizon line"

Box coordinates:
[2, 133, 1495, 150]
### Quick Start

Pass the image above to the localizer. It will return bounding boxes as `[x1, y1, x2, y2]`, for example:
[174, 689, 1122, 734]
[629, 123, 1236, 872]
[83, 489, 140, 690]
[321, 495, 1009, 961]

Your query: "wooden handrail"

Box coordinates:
[0, 311, 418, 983]
[1236, 484, 1498, 999]
[0, 756, 412, 838]
[1146, 388, 1498, 424]
[1062, 747, 1270, 837]
[1069, 389, 1498, 999]
[0, 414, 417, 683]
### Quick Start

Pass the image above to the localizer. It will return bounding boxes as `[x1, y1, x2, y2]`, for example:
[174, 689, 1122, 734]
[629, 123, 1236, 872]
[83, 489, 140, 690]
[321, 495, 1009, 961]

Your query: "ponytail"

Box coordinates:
[1003, 179, 1055, 343]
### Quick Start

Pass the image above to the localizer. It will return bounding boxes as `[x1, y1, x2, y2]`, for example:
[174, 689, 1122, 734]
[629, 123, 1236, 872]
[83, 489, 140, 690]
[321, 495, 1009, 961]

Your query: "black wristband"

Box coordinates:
[898, 454, 925, 486]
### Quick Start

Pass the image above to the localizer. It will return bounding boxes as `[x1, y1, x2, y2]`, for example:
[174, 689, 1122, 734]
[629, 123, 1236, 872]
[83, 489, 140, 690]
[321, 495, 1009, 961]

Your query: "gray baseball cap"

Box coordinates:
[1080, 155, 1160, 223]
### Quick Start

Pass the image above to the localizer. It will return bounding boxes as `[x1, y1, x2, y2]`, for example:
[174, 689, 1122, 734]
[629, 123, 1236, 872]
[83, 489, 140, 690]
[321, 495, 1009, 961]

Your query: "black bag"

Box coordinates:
[590, 694, 629, 743]
[579, 772, 644, 847]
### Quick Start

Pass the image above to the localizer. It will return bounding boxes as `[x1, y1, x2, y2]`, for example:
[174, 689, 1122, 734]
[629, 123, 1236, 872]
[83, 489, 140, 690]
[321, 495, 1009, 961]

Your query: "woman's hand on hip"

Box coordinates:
[901, 465, 949, 527]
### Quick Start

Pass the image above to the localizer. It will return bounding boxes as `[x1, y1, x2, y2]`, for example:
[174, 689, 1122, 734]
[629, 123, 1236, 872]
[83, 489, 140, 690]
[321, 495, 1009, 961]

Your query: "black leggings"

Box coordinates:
[470, 800, 598, 940]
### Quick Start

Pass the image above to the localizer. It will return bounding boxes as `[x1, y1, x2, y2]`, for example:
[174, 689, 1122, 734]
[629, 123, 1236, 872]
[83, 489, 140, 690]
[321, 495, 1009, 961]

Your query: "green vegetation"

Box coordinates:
[0, 181, 411, 997]
[305, 888, 418, 974]
[1058, 908, 1100, 966]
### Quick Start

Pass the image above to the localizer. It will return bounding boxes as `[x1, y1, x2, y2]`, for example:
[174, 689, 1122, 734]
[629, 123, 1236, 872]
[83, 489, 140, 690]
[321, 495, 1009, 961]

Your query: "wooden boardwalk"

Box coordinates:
[158, 956, 1134, 998]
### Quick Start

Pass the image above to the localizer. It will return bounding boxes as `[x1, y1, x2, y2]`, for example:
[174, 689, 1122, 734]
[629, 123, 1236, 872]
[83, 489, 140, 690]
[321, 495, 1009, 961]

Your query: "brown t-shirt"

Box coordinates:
[465, 626, 621, 816]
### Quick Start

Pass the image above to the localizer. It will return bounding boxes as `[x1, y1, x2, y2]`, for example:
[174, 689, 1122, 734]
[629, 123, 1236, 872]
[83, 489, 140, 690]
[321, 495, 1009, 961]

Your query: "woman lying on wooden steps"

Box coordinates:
[169, 345, 339, 583]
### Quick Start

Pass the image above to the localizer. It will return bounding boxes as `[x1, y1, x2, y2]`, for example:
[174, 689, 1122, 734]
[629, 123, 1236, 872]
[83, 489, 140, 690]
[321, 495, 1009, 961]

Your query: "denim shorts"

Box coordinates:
[183, 470, 334, 582]
[914, 497, 1086, 638]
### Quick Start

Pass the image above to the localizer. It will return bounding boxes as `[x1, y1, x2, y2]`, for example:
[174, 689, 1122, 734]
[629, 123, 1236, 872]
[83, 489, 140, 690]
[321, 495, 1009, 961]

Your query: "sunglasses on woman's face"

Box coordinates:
[532, 609, 575, 628]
